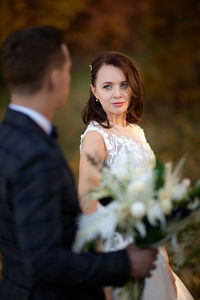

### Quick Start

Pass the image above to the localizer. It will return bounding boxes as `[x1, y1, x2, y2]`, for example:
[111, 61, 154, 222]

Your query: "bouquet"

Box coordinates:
[73, 156, 200, 299]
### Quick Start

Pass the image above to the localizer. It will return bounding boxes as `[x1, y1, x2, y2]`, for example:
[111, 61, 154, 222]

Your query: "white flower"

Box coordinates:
[160, 199, 173, 214]
[127, 168, 154, 205]
[73, 205, 117, 252]
[157, 188, 172, 214]
[182, 178, 191, 186]
[147, 203, 166, 228]
[187, 197, 200, 210]
[130, 202, 146, 219]
[171, 179, 191, 201]
[128, 181, 144, 194]
[135, 221, 147, 237]
[157, 188, 171, 201]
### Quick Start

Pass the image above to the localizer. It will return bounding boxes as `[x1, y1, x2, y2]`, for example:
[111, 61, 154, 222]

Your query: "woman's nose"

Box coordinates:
[113, 86, 122, 98]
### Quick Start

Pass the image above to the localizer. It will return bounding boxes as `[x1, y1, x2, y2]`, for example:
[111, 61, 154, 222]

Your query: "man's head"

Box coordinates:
[1, 25, 71, 106]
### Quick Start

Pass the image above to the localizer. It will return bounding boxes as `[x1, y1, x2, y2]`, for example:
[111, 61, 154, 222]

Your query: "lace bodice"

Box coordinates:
[80, 121, 156, 172]
[80, 121, 156, 253]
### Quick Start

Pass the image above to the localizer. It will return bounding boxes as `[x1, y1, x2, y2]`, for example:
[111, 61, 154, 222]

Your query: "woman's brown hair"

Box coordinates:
[82, 51, 144, 128]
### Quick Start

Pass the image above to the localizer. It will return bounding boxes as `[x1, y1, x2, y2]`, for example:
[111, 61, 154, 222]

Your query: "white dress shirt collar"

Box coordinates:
[9, 103, 52, 135]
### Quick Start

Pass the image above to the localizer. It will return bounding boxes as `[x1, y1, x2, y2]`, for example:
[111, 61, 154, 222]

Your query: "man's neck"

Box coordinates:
[10, 93, 55, 121]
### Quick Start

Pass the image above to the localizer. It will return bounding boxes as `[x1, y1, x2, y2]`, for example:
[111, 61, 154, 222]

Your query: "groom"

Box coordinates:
[0, 26, 157, 300]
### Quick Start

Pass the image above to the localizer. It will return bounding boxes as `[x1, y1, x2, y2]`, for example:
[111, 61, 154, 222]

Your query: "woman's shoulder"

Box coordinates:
[80, 121, 110, 153]
[81, 121, 106, 138]
[86, 120, 103, 130]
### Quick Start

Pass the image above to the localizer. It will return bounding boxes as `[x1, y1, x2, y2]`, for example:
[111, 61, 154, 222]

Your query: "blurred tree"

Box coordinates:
[138, 0, 200, 106]
[66, 0, 141, 53]
[0, 0, 92, 44]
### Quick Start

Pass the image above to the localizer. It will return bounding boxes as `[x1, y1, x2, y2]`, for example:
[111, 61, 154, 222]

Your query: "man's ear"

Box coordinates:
[47, 69, 60, 92]
[90, 84, 96, 97]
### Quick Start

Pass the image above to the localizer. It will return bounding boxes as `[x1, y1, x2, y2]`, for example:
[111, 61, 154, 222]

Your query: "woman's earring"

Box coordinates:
[95, 98, 99, 102]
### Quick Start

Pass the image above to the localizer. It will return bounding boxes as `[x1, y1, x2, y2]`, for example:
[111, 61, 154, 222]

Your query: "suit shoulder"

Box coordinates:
[0, 122, 57, 174]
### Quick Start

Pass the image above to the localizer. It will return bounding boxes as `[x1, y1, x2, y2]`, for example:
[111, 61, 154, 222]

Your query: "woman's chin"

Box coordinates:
[109, 106, 127, 115]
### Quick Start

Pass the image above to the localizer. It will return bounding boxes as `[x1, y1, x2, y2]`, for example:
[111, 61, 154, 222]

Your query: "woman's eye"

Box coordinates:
[121, 82, 128, 89]
[103, 84, 111, 89]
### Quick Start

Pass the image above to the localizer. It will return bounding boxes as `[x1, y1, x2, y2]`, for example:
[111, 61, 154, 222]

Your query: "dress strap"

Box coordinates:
[80, 121, 112, 153]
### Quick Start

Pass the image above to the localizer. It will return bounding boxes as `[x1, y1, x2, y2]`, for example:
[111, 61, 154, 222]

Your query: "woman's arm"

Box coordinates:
[78, 131, 107, 214]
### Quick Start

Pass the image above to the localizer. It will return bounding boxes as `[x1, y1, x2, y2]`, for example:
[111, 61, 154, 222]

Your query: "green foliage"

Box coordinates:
[188, 180, 200, 198]
[135, 225, 165, 248]
[82, 239, 98, 253]
[154, 160, 165, 190]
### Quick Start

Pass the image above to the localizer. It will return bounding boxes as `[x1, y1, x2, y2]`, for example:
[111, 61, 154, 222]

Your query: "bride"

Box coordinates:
[78, 51, 194, 300]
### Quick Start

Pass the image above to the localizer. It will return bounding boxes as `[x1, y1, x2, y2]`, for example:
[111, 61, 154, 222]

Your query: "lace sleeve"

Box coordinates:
[80, 121, 112, 154]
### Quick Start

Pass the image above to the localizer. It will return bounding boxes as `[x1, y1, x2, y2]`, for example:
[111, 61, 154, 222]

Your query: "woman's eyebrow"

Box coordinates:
[102, 81, 113, 84]
[102, 80, 128, 84]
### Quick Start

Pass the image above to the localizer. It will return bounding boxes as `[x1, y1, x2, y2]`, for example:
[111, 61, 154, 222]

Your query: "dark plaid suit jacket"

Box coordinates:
[0, 108, 130, 300]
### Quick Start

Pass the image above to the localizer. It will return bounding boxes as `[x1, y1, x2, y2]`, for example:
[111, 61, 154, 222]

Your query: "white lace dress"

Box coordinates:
[80, 121, 194, 300]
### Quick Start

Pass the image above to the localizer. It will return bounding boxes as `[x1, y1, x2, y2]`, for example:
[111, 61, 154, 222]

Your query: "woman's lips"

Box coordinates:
[112, 102, 125, 107]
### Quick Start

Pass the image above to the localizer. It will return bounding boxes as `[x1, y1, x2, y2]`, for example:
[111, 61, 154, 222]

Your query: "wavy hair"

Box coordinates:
[82, 51, 144, 128]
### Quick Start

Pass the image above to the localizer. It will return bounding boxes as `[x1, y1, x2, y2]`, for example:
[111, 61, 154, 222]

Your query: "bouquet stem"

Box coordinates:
[132, 278, 144, 300]
[119, 278, 144, 300]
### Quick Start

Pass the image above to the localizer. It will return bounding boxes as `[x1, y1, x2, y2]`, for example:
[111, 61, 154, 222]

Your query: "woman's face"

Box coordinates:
[91, 64, 132, 118]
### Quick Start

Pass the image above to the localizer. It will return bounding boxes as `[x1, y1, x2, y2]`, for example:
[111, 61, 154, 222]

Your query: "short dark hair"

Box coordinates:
[0, 25, 67, 94]
[82, 51, 144, 128]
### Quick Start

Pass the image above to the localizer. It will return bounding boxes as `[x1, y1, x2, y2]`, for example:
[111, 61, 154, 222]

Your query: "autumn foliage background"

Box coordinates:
[0, 0, 200, 298]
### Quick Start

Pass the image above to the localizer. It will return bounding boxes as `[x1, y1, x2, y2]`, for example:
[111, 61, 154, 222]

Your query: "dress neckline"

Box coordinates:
[109, 133, 149, 148]
[91, 121, 145, 147]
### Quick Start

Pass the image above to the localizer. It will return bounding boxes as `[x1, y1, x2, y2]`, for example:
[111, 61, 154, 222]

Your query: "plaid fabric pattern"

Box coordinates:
[0, 109, 130, 300]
